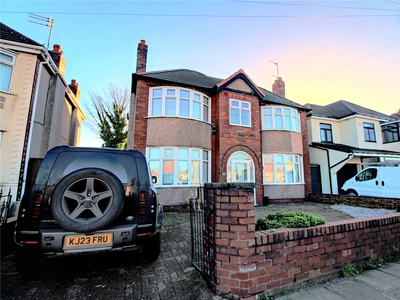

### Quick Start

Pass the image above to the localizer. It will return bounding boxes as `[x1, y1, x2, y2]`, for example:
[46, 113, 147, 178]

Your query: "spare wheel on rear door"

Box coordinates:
[50, 168, 125, 233]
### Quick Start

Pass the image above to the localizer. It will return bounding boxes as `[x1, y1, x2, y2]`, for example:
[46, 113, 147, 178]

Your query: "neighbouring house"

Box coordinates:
[127, 40, 311, 207]
[0, 22, 86, 211]
[306, 100, 400, 195]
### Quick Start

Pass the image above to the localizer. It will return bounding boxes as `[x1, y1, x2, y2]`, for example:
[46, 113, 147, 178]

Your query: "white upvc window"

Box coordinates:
[230, 99, 251, 127]
[0, 51, 16, 92]
[263, 154, 303, 184]
[147, 147, 210, 187]
[149, 87, 210, 123]
[262, 106, 300, 133]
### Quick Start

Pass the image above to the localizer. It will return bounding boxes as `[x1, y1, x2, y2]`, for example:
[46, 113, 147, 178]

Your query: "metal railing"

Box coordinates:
[189, 186, 215, 287]
[0, 188, 13, 225]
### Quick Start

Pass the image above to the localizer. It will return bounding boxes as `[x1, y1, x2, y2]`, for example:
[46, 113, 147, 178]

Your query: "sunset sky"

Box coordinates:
[2, 0, 399, 147]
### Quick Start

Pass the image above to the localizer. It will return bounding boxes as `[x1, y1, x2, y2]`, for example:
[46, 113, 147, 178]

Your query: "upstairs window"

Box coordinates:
[149, 87, 210, 122]
[363, 122, 376, 142]
[230, 100, 251, 127]
[382, 123, 400, 143]
[320, 123, 333, 142]
[262, 106, 300, 132]
[0, 51, 15, 92]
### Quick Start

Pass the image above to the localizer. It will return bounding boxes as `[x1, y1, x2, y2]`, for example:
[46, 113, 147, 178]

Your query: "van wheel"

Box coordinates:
[51, 168, 125, 233]
[143, 232, 161, 262]
[347, 190, 358, 196]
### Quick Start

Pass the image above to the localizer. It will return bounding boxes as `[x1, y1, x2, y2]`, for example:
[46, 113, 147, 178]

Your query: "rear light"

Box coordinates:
[139, 205, 147, 214]
[139, 192, 146, 201]
[31, 208, 41, 217]
[30, 192, 43, 219]
[20, 241, 38, 245]
[34, 193, 43, 203]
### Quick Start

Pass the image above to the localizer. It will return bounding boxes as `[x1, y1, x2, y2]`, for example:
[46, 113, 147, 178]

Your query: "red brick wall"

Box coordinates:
[212, 91, 263, 204]
[132, 79, 153, 154]
[301, 110, 312, 198]
[205, 184, 400, 299]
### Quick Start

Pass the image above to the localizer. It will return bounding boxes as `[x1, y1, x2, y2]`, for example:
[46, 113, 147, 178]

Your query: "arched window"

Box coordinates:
[227, 152, 255, 183]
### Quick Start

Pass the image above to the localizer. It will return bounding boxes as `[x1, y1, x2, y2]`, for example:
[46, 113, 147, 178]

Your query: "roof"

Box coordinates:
[307, 100, 395, 121]
[0, 22, 42, 47]
[311, 142, 400, 157]
[133, 68, 306, 110]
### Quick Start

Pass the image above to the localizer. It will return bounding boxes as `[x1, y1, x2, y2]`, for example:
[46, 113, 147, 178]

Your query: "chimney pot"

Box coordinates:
[53, 44, 62, 53]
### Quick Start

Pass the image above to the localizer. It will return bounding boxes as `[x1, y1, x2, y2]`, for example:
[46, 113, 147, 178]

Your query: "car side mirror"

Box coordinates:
[152, 176, 158, 184]
[355, 175, 359, 182]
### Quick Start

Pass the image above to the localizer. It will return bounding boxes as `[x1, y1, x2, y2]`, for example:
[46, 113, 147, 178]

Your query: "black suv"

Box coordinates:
[14, 146, 162, 268]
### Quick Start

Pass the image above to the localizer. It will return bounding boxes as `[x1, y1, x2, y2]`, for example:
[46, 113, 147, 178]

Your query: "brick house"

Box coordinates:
[128, 40, 311, 207]
[0, 22, 86, 205]
[306, 100, 400, 195]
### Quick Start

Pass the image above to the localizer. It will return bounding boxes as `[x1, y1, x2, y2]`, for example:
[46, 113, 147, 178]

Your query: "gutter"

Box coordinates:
[1, 40, 86, 117]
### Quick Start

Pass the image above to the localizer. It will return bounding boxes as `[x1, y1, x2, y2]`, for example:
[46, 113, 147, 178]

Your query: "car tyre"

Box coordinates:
[347, 190, 358, 196]
[15, 245, 45, 273]
[50, 168, 125, 233]
[143, 231, 161, 262]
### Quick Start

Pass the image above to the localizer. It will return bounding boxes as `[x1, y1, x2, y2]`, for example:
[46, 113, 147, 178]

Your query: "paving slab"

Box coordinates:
[275, 287, 346, 300]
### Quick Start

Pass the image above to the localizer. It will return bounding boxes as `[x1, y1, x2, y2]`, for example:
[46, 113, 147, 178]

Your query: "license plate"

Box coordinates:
[64, 233, 113, 249]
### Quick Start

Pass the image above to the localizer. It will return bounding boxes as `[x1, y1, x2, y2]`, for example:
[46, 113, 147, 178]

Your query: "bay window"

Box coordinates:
[149, 87, 210, 122]
[263, 154, 303, 184]
[147, 147, 210, 186]
[262, 106, 300, 132]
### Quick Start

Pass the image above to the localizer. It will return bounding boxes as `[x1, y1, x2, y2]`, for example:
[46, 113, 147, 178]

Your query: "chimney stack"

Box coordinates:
[136, 40, 148, 73]
[69, 79, 81, 102]
[272, 77, 285, 98]
[49, 44, 67, 76]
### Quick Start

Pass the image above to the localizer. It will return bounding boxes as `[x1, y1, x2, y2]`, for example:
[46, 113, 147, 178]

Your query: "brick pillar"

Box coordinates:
[204, 182, 259, 299]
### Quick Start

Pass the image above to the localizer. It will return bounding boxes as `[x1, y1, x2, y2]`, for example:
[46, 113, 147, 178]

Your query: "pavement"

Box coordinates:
[1, 202, 399, 300]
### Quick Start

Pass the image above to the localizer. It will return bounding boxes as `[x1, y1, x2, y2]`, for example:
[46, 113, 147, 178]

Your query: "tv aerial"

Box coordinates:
[269, 60, 279, 78]
[28, 13, 54, 49]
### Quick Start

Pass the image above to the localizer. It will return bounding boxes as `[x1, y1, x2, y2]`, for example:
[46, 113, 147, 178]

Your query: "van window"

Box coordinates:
[357, 168, 377, 182]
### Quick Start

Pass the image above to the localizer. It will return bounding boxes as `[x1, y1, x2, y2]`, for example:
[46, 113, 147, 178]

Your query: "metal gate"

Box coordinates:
[189, 187, 215, 286]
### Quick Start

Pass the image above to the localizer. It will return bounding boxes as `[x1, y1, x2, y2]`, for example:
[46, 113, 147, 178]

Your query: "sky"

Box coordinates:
[1, 0, 399, 147]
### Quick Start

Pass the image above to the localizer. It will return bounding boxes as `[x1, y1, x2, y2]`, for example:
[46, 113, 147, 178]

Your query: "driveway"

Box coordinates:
[1, 212, 217, 300]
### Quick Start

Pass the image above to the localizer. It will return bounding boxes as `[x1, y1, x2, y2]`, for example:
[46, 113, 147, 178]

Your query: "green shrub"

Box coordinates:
[255, 211, 326, 231]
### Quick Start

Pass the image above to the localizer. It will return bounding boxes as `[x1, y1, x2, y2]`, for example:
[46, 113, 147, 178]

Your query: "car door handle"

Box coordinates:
[375, 180, 378, 186]
[382, 181, 385, 186]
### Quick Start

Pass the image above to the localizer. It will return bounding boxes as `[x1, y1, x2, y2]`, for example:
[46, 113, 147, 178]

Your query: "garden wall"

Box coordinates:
[309, 193, 400, 211]
[203, 183, 400, 299]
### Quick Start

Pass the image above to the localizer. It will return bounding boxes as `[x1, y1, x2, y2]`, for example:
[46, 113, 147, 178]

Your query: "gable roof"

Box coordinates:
[307, 100, 395, 121]
[133, 68, 306, 110]
[0, 22, 42, 47]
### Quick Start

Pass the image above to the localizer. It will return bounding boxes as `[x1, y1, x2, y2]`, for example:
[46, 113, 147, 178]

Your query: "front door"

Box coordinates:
[227, 152, 256, 204]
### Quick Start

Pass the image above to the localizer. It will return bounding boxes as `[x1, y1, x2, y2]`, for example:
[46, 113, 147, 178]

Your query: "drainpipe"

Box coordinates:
[19, 58, 47, 200]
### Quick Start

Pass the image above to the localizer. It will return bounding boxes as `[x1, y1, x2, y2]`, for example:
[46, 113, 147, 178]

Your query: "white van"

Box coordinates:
[341, 166, 400, 199]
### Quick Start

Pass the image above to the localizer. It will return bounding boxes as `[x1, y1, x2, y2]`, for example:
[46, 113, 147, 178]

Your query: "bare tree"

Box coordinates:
[85, 84, 129, 149]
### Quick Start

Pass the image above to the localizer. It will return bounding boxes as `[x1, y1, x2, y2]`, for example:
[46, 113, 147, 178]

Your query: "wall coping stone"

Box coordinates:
[204, 182, 260, 189]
